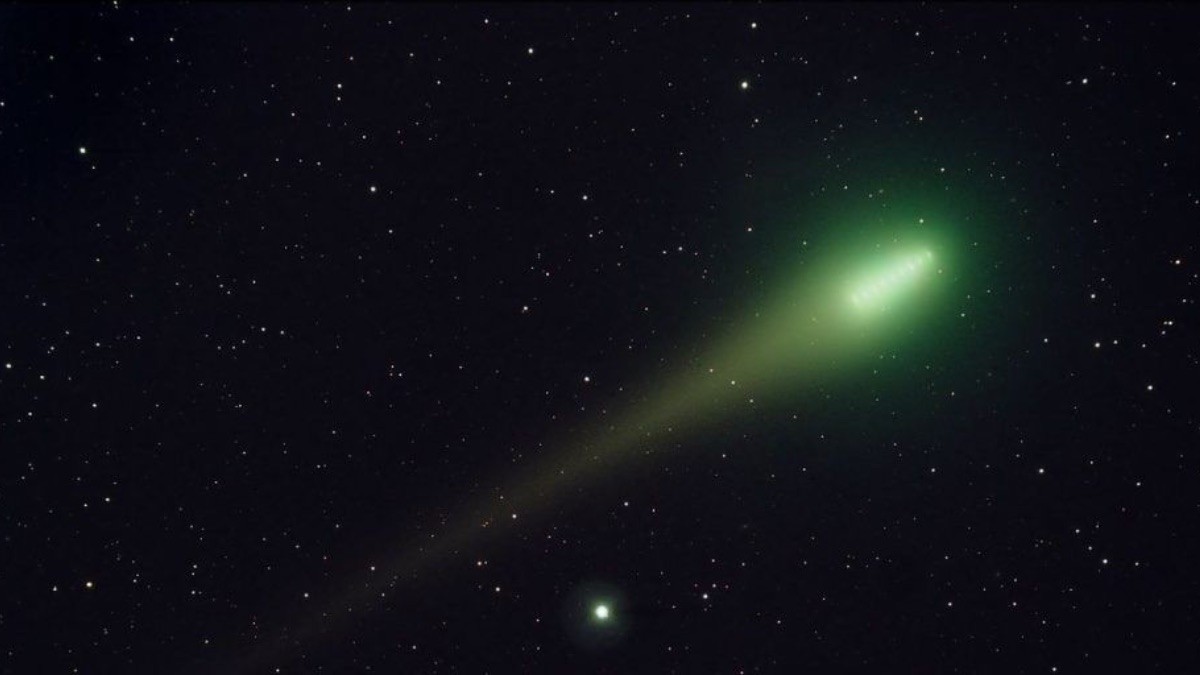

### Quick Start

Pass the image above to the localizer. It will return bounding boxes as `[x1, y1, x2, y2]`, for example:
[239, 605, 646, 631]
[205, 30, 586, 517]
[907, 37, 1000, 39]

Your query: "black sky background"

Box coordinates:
[3, 3, 1199, 673]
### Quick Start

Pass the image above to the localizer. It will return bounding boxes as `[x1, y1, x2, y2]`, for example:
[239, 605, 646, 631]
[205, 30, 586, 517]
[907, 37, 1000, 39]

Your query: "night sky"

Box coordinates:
[4, 3, 1200, 673]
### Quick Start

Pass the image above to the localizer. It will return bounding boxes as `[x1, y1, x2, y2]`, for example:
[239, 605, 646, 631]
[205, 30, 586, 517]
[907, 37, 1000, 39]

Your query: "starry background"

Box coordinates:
[2, 3, 1199, 673]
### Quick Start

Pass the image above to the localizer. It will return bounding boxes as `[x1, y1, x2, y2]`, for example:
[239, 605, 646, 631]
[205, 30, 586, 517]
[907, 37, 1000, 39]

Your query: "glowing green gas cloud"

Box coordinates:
[221, 231, 951, 674]
[849, 249, 936, 313]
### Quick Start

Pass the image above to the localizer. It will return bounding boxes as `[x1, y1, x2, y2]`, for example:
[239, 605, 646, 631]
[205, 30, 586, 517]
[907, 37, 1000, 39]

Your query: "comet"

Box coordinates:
[205, 233, 949, 674]
[848, 249, 937, 312]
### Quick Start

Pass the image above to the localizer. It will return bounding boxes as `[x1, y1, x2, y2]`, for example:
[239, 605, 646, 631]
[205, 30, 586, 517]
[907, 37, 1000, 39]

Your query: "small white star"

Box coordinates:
[740, 80, 749, 90]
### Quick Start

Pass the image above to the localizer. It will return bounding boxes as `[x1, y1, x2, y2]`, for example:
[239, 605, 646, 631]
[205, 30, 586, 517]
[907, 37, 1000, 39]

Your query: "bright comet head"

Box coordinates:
[847, 248, 936, 314]
[593, 604, 610, 620]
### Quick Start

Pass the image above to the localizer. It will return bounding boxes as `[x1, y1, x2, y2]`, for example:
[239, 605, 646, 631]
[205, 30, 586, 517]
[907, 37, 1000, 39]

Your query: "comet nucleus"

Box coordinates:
[847, 248, 936, 314]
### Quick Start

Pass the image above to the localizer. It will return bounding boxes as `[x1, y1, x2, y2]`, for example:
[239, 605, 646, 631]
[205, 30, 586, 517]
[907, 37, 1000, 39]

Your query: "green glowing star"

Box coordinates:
[593, 603, 610, 620]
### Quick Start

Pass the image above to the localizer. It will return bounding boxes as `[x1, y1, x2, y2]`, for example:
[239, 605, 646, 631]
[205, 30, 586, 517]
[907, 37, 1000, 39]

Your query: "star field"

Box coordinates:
[2, 4, 1199, 674]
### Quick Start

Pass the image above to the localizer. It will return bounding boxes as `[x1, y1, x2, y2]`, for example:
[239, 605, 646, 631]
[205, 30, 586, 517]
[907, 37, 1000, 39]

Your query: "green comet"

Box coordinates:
[224, 224, 954, 674]
[848, 249, 936, 313]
